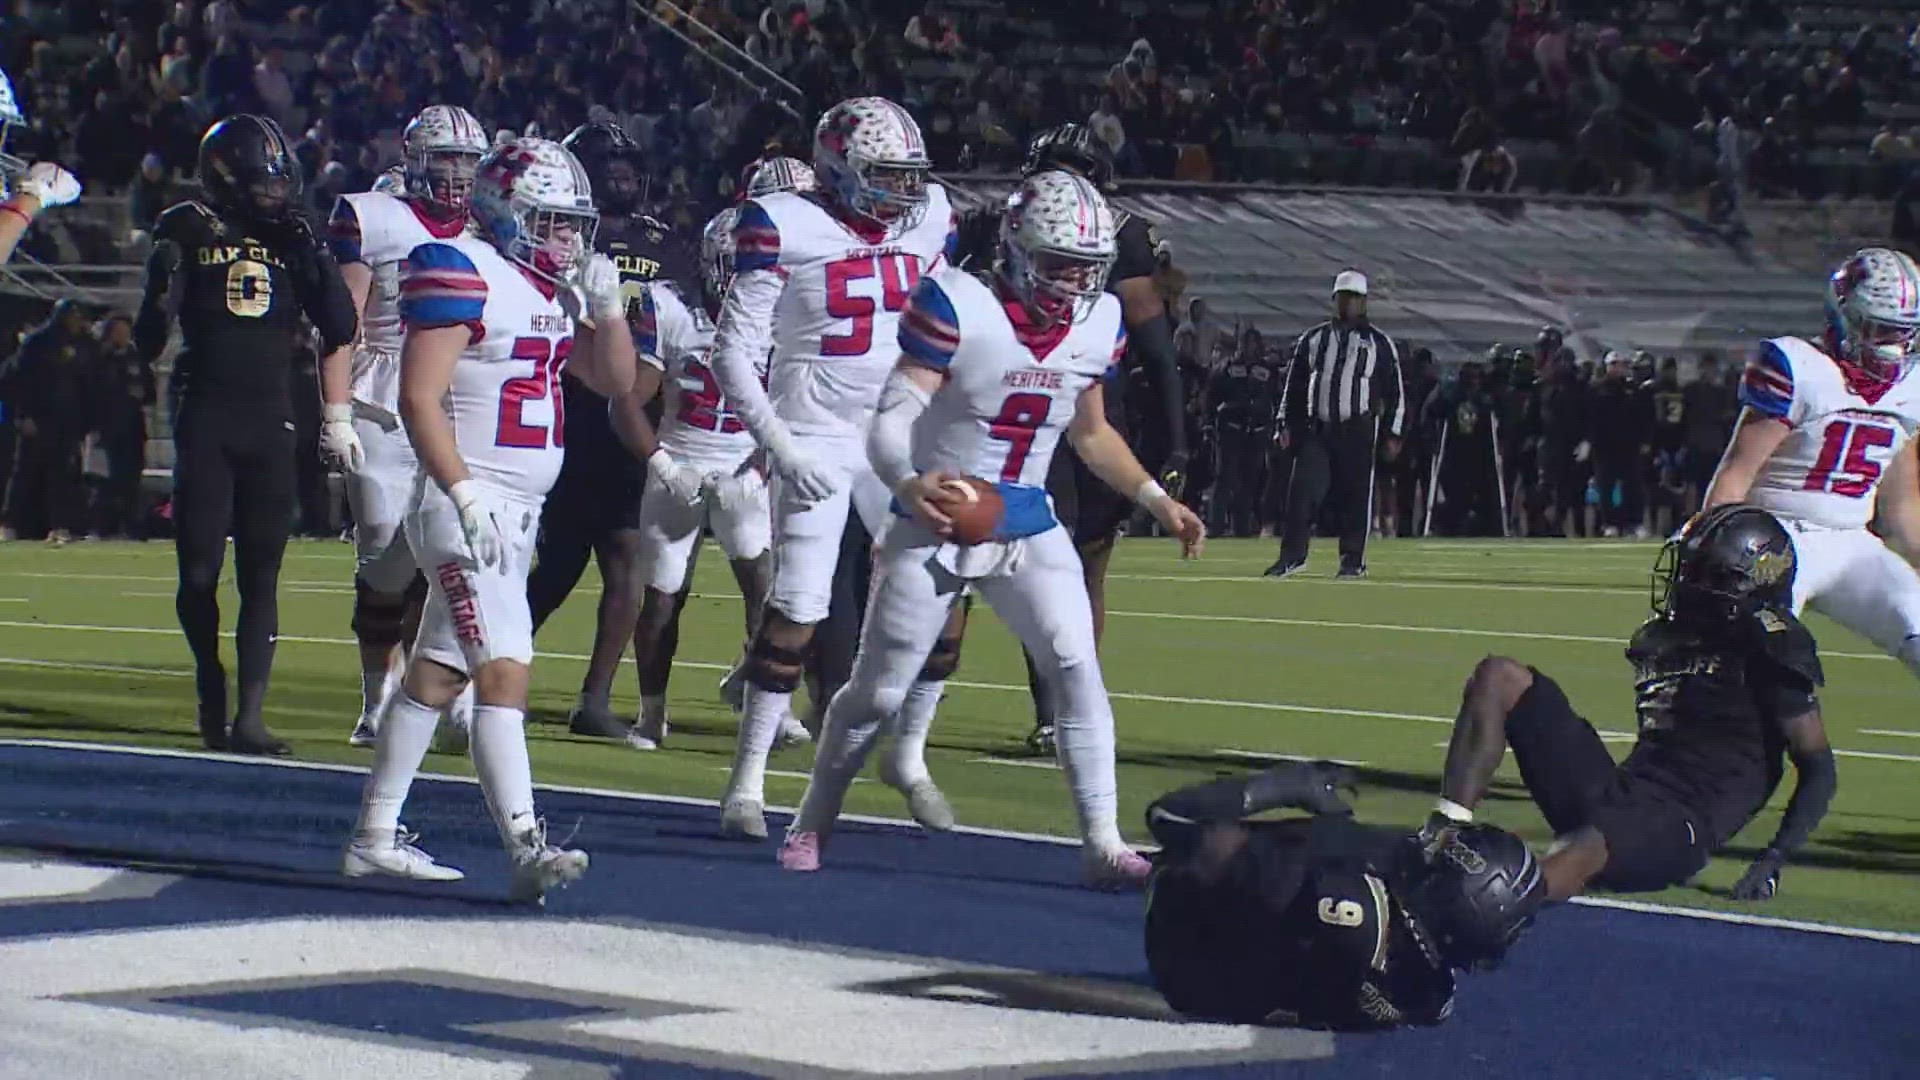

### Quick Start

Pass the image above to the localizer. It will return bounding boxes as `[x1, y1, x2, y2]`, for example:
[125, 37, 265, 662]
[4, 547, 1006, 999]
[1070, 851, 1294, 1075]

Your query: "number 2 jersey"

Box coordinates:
[636, 282, 756, 470]
[397, 237, 573, 498]
[1740, 335, 1920, 529]
[327, 190, 468, 416]
[896, 265, 1126, 539]
[719, 184, 956, 442]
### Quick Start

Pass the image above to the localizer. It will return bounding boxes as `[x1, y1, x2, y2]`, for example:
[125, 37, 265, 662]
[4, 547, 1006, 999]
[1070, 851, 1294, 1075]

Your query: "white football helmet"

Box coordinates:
[701, 205, 739, 308]
[813, 97, 930, 231]
[0, 66, 26, 180]
[403, 104, 489, 212]
[370, 165, 407, 196]
[1826, 246, 1920, 383]
[998, 170, 1116, 326]
[745, 156, 816, 199]
[470, 137, 597, 283]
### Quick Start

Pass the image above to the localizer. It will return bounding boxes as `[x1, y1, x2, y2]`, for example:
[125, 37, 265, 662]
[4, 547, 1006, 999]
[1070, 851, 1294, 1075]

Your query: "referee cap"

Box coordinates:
[1332, 270, 1368, 296]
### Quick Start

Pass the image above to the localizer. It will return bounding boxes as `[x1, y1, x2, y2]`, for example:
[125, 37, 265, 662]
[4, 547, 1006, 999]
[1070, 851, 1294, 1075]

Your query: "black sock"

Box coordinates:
[233, 570, 279, 722]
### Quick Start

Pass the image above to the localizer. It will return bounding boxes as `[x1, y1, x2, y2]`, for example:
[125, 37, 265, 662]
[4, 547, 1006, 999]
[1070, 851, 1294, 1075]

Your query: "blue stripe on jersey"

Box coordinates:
[635, 286, 661, 358]
[1739, 339, 1794, 419]
[899, 277, 962, 368]
[943, 224, 959, 263]
[996, 482, 1056, 540]
[327, 197, 363, 264]
[732, 200, 780, 275]
[1105, 320, 1129, 380]
[399, 242, 488, 330]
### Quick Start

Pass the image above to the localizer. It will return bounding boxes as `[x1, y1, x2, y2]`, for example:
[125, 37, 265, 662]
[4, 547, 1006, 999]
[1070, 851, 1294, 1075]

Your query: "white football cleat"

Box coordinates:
[628, 712, 668, 751]
[348, 715, 379, 748]
[1082, 845, 1153, 891]
[342, 828, 465, 882]
[718, 661, 747, 713]
[507, 821, 589, 905]
[774, 712, 813, 749]
[720, 797, 768, 841]
[878, 757, 954, 832]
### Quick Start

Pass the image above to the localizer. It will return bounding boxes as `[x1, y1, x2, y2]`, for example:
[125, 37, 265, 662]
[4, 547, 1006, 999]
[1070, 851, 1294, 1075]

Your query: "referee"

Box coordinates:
[1269, 271, 1404, 579]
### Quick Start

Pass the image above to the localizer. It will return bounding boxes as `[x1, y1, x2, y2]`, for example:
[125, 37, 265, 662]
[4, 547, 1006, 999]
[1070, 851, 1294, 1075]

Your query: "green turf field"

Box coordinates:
[0, 536, 1914, 932]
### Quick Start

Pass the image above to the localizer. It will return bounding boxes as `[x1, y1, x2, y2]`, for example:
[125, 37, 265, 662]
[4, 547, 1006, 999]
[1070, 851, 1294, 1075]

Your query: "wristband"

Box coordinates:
[1133, 478, 1168, 507]
[648, 448, 675, 475]
[322, 403, 353, 424]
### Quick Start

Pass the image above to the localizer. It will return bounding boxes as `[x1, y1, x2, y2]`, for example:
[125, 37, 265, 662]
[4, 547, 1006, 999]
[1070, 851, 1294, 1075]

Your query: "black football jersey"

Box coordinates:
[134, 200, 355, 410]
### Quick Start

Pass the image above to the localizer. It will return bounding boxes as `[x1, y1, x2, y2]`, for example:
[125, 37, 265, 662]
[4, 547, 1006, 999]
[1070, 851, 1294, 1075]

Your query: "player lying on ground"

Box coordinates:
[0, 67, 80, 266]
[777, 170, 1205, 889]
[1145, 763, 1543, 1029]
[1702, 247, 1920, 684]
[344, 137, 634, 902]
[322, 103, 488, 751]
[1431, 504, 1836, 903]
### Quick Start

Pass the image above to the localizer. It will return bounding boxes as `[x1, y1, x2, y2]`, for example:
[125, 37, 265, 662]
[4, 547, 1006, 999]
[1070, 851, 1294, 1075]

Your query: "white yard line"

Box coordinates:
[1214, 749, 1370, 767]
[967, 757, 1060, 770]
[1859, 728, 1920, 739]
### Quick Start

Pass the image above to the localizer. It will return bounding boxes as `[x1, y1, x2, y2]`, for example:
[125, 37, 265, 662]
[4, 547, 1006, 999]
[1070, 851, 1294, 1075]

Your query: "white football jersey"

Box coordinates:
[897, 266, 1126, 539]
[398, 236, 574, 498]
[328, 191, 468, 412]
[1740, 335, 1920, 529]
[734, 183, 955, 439]
[638, 282, 757, 469]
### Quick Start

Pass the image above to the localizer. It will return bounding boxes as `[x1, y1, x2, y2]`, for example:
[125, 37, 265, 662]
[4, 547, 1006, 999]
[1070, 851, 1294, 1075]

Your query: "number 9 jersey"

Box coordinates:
[399, 236, 574, 499]
[1739, 335, 1920, 530]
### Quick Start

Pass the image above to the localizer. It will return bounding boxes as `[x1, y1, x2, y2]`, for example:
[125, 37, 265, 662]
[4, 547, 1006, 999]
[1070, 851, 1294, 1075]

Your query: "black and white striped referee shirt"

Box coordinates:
[1279, 319, 1406, 437]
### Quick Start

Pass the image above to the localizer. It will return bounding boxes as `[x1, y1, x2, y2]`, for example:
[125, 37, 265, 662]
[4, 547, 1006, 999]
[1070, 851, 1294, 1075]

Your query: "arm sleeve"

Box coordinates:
[398, 242, 488, 345]
[710, 200, 788, 449]
[1374, 331, 1405, 437]
[296, 242, 358, 354]
[1124, 303, 1187, 458]
[326, 196, 364, 265]
[1768, 738, 1837, 858]
[133, 234, 181, 365]
[1738, 340, 1796, 423]
[868, 366, 933, 491]
[1146, 766, 1350, 856]
[1281, 331, 1313, 428]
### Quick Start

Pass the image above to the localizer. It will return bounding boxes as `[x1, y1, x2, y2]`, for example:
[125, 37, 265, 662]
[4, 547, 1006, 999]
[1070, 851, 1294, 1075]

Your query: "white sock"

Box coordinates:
[447, 681, 475, 726]
[470, 704, 537, 847]
[1049, 660, 1124, 850]
[355, 691, 440, 840]
[885, 679, 942, 786]
[793, 682, 883, 834]
[726, 685, 791, 804]
[640, 693, 667, 724]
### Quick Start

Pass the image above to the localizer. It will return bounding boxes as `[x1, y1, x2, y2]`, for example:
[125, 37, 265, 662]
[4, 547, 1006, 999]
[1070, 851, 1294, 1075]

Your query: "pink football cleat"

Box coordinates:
[777, 830, 822, 872]
[1083, 845, 1153, 891]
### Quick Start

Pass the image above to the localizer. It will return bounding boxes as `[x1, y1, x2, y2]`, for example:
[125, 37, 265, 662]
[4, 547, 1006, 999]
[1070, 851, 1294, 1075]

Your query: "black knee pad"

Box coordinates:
[744, 638, 807, 693]
[351, 577, 411, 641]
[917, 635, 964, 682]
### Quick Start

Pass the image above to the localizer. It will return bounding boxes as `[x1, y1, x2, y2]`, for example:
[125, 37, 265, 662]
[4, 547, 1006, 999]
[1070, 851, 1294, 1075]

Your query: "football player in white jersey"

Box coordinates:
[780, 172, 1205, 889]
[322, 104, 489, 750]
[710, 96, 959, 839]
[0, 66, 81, 265]
[742, 155, 816, 200]
[609, 207, 774, 748]
[1704, 247, 1920, 681]
[343, 138, 636, 902]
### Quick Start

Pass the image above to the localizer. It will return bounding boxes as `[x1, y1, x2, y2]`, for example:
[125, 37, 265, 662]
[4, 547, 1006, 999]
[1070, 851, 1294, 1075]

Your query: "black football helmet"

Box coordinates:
[198, 114, 302, 222]
[1653, 503, 1796, 625]
[1398, 824, 1545, 971]
[1022, 123, 1115, 188]
[563, 122, 644, 216]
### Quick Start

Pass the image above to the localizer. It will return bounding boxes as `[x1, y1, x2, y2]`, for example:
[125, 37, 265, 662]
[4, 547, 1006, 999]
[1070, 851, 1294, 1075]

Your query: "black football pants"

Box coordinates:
[1279, 416, 1378, 570]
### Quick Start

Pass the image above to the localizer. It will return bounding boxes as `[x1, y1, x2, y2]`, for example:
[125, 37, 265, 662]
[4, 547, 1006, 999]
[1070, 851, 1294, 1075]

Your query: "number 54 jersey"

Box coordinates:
[637, 282, 755, 471]
[398, 237, 574, 500]
[1740, 335, 1920, 529]
[899, 266, 1126, 540]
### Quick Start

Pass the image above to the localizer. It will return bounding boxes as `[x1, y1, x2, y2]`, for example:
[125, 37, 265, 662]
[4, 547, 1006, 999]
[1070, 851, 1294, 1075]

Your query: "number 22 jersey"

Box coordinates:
[636, 282, 756, 470]
[1740, 335, 1920, 529]
[398, 237, 573, 499]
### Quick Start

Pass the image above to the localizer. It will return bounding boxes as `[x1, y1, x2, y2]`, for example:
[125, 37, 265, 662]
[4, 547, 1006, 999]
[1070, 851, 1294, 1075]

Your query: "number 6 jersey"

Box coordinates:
[1740, 335, 1920, 529]
[636, 281, 757, 471]
[398, 237, 574, 498]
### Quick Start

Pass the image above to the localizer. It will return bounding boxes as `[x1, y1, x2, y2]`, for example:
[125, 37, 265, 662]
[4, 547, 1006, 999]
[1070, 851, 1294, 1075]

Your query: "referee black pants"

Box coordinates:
[1279, 416, 1378, 570]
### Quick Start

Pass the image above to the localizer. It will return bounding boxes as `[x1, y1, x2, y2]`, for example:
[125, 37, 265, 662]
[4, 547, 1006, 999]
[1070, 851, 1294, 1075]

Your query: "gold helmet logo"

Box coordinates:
[1751, 548, 1791, 586]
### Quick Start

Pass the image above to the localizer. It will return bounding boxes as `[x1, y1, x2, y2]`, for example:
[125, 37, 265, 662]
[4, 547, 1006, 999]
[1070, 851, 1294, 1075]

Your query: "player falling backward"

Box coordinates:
[1704, 246, 1920, 690]
[779, 171, 1205, 887]
[319, 104, 490, 751]
[709, 97, 961, 840]
[0, 67, 80, 265]
[342, 138, 635, 901]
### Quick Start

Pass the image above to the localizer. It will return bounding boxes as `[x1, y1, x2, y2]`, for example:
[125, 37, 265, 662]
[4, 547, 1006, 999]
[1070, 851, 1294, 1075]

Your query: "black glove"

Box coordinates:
[1246, 761, 1355, 817]
[1730, 848, 1785, 901]
[1159, 448, 1191, 500]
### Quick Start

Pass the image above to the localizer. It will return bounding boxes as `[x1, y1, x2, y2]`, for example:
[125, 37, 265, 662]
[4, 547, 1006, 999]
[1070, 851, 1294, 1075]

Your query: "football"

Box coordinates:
[929, 476, 1004, 545]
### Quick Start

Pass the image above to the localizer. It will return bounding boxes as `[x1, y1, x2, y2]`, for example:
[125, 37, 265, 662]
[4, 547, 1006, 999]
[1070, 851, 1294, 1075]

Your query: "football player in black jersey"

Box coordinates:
[1431, 503, 1835, 902]
[1146, 761, 1543, 1029]
[952, 123, 1190, 752]
[134, 114, 357, 754]
[526, 121, 690, 739]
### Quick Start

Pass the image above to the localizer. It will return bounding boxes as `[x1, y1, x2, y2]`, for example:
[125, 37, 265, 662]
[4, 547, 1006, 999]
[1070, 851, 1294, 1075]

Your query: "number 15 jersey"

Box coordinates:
[733, 184, 955, 440]
[1740, 335, 1920, 529]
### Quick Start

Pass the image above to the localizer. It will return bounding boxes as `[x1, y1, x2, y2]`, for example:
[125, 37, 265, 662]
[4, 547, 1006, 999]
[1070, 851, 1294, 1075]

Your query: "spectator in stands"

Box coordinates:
[128, 153, 171, 243]
[1461, 144, 1518, 193]
[91, 314, 151, 539]
[254, 45, 296, 132]
[2, 301, 97, 544]
[199, 34, 254, 119]
[905, 2, 963, 58]
[1090, 93, 1126, 170]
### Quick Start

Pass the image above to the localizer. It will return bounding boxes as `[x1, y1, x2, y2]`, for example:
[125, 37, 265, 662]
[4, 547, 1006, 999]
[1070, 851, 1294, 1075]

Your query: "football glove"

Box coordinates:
[318, 403, 365, 473]
[708, 465, 766, 514]
[14, 162, 81, 209]
[763, 427, 836, 504]
[1159, 449, 1191, 500]
[579, 252, 624, 325]
[448, 479, 506, 570]
[1730, 848, 1785, 901]
[648, 448, 706, 506]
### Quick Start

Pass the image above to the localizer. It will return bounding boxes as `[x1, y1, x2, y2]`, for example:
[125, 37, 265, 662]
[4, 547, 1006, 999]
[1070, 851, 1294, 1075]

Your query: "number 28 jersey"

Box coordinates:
[734, 184, 956, 440]
[398, 237, 573, 499]
[1740, 335, 1920, 529]
[898, 266, 1126, 540]
[636, 282, 756, 470]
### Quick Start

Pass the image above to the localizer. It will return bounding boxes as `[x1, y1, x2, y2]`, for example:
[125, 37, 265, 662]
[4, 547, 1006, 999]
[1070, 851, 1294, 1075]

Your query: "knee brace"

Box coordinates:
[744, 638, 808, 693]
[351, 576, 411, 647]
[917, 634, 964, 683]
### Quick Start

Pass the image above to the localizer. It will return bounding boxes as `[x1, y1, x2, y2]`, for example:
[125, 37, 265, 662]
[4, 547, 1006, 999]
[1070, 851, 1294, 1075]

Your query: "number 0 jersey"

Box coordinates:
[327, 191, 467, 414]
[732, 184, 955, 440]
[1739, 335, 1920, 529]
[398, 237, 574, 499]
[637, 282, 756, 470]
[897, 266, 1126, 539]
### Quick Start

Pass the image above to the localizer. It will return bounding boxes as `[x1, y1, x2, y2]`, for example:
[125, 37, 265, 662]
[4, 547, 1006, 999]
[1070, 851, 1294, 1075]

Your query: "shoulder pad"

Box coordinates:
[1748, 608, 1825, 686]
[1625, 615, 1702, 660]
[154, 200, 217, 239]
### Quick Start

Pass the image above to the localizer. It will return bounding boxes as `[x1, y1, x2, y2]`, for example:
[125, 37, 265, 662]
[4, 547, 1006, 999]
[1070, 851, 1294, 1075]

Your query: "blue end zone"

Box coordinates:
[0, 743, 1914, 1079]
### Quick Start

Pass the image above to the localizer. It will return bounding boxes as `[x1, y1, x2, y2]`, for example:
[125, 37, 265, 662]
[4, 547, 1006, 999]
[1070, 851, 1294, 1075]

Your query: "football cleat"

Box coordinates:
[1082, 845, 1153, 891]
[628, 712, 668, 751]
[1263, 559, 1307, 578]
[348, 716, 379, 748]
[1336, 564, 1367, 579]
[343, 828, 466, 882]
[775, 712, 813, 749]
[720, 797, 768, 841]
[507, 821, 589, 905]
[777, 830, 823, 872]
[717, 661, 747, 713]
[568, 702, 631, 740]
[878, 757, 955, 832]
[1024, 723, 1056, 757]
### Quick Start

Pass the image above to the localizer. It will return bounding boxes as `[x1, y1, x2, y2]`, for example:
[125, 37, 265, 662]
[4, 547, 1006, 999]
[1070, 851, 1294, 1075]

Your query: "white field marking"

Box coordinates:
[1859, 728, 1920, 739]
[1103, 572, 1645, 596]
[2, 736, 1914, 947]
[1214, 749, 1370, 767]
[0, 656, 191, 679]
[709, 766, 865, 784]
[967, 757, 1061, 770]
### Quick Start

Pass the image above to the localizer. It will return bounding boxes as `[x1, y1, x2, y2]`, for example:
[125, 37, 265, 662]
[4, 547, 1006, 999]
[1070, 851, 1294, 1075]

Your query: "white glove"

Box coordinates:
[448, 479, 506, 570]
[579, 252, 624, 325]
[763, 428, 836, 504]
[318, 403, 365, 473]
[14, 163, 80, 209]
[707, 464, 766, 513]
[648, 448, 706, 506]
[1573, 440, 1591, 464]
